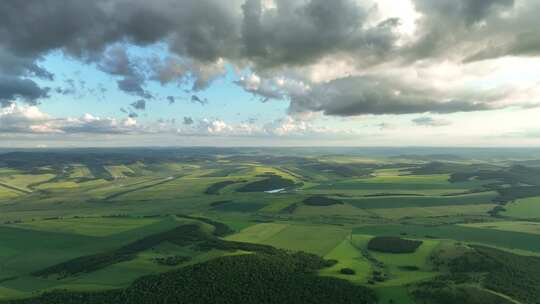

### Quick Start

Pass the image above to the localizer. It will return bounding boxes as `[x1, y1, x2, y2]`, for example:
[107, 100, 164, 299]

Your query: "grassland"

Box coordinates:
[369, 239, 440, 286]
[225, 223, 290, 243]
[344, 192, 497, 209]
[0, 174, 55, 191]
[319, 239, 372, 283]
[0, 186, 20, 200]
[105, 165, 135, 179]
[227, 223, 349, 256]
[68, 165, 93, 179]
[502, 196, 540, 219]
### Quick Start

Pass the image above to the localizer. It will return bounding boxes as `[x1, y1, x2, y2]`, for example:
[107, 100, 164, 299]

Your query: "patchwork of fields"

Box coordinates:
[0, 149, 540, 303]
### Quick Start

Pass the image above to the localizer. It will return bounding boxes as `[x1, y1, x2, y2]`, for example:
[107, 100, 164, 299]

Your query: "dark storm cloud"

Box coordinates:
[117, 76, 152, 99]
[405, 0, 516, 61]
[413, 0, 514, 26]
[0, 76, 49, 106]
[0, 0, 179, 58]
[0, 0, 538, 117]
[98, 47, 133, 76]
[98, 46, 152, 98]
[0, 0, 536, 74]
[130, 99, 146, 111]
[149, 57, 189, 85]
[167, 96, 176, 105]
[289, 76, 498, 116]
[241, 0, 398, 67]
[0, 0, 395, 76]
[406, 0, 540, 63]
[0, 100, 13, 108]
[0, 0, 236, 100]
[464, 31, 540, 62]
[0, 50, 51, 80]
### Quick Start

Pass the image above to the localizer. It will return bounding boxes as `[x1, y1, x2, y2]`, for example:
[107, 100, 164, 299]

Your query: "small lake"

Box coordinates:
[265, 188, 285, 194]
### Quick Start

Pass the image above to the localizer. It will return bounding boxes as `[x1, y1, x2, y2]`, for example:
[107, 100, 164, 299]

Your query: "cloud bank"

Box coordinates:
[0, 0, 539, 146]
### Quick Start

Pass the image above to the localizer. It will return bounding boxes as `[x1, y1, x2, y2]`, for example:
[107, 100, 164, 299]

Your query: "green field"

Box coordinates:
[319, 239, 372, 283]
[345, 192, 497, 209]
[0, 174, 55, 191]
[460, 221, 540, 235]
[8, 217, 162, 237]
[353, 224, 540, 253]
[368, 239, 440, 286]
[0, 148, 539, 303]
[68, 165, 93, 179]
[225, 223, 290, 243]
[309, 173, 487, 194]
[0, 186, 20, 200]
[503, 196, 540, 219]
[228, 224, 349, 256]
[370, 204, 496, 219]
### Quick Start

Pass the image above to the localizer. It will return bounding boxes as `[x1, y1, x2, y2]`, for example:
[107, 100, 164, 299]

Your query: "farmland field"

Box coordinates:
[1, 147, 540, 303]
[502, 196, 540, 219]
[7, 217, 162, 237]
[460, 221, 540, 235]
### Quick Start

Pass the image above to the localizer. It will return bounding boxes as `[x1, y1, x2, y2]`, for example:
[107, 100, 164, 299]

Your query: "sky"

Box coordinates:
[1, 0, 540, 147]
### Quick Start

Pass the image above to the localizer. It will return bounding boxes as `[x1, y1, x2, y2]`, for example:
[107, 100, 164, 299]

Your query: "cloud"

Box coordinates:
[0, 49, 53, 81]
[55, 79, 77, 96]
[98, 46, 152, 98]
[234, 73, 310, 102]
[0, 0, 392, 66]
[241, 0, 400, 68]
[183, 117, 194, 125]
[0, 0, 539, 124]
[130, 99, 146, 111]
[413, 0, 514, 27]
[0, 0, 396, 103]
[191, 95, 209, 105]
[464, 31, 540, 62]
[404, 0, 516, 61]
[405, 0, 540, 64]
[262, 116, 357, 138]
[61, 114, 138, 134]
[1, 104, 349, 138]
[412, 116, 451, 127]
[235, 74, 284, 101]
[149, 56, 226, 91]
[288, 76, 505, 116]
[0, 103, 52, 133]
[166, 96, 176, 105]
[0, 103, 139, 134]
[0, 76, 49, 105]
